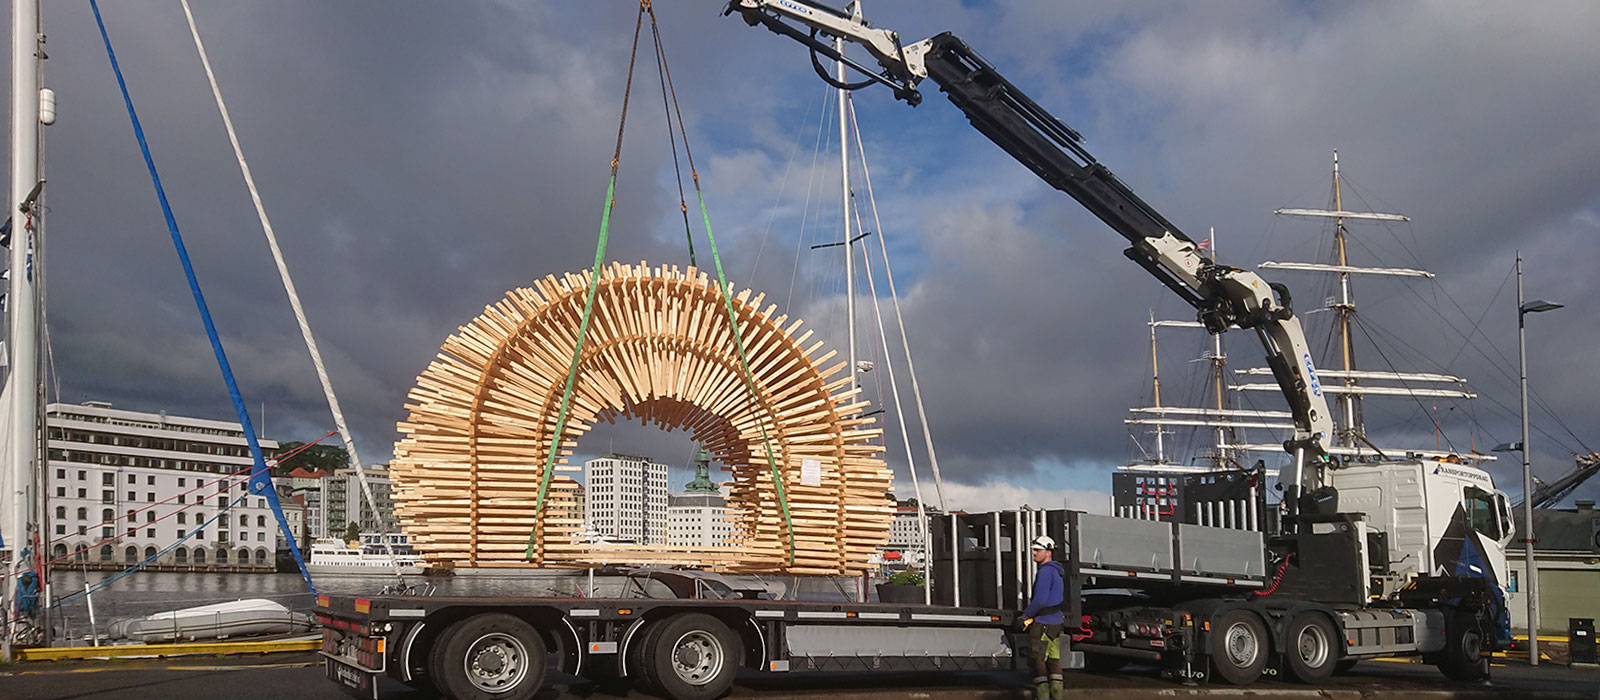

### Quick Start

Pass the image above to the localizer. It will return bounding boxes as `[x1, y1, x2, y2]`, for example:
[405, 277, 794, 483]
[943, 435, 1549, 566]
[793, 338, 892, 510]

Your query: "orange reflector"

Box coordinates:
[591, 644, 602, 652]
[378, 639, 386, 654]
[618, 609, 632, 615]
[846, 612, 857, 618]
[1203, 621, 1211, 631]
[991, 616, 1001, 621]
[316, 595, 329, 608]
[354, 599, 371, 614]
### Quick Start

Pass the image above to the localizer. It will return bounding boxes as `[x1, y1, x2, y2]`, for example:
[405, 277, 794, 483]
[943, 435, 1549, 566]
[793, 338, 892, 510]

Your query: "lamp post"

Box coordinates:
[1514, 251, 1561, 666]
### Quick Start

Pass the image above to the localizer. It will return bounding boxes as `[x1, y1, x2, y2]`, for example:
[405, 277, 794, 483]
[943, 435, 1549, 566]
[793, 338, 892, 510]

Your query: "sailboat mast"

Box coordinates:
[1209, 229, 1228, 468]
[1148, 311, 1164, 464]
[1331, 150, 1359, 445]
[6, 0, 44, 662]
[835, 34, 858, 390]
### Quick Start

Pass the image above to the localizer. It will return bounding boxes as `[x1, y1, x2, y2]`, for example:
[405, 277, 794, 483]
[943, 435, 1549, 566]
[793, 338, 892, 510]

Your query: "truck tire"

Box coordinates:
[1282, 613, 1338, 684]
[647, 613, 742, 700]
[627, 620, 666, 694]
[1209, 609, 1269, 685]
[433, 613, 548, 700]
[1436, 611, 1487, 682]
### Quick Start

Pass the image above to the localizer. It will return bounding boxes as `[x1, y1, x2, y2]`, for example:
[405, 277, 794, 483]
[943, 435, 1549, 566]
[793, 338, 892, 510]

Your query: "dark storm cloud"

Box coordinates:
[13, 2, 1598, 508]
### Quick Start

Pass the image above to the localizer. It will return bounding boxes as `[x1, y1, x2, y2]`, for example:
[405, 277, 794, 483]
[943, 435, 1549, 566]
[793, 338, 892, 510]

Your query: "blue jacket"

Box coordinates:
[1021, 560, 1065, 625]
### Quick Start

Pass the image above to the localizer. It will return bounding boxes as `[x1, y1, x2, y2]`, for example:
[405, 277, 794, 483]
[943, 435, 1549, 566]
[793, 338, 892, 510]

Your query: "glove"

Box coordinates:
[1011, 617, 1033, 633]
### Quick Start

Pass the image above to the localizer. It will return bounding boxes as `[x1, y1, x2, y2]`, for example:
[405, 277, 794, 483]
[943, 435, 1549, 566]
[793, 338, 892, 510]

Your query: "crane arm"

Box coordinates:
[728, 1, 1334, 472]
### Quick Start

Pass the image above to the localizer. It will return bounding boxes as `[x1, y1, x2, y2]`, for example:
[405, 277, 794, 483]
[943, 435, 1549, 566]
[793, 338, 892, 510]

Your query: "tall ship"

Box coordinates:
[1116, 152, 1492, 528]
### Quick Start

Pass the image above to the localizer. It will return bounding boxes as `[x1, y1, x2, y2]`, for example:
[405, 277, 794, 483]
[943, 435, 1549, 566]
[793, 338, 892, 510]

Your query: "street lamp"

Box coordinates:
[1513, 251, 1561, 666]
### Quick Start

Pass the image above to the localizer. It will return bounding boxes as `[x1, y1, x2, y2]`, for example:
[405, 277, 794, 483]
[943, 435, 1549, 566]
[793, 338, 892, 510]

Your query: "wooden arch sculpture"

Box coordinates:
[390, 262, 892, 575]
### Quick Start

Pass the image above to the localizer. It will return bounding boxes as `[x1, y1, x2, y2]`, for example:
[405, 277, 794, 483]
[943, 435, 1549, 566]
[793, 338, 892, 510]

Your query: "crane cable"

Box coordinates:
[644, 1, 797, 563]
[527, 2, 798, 563]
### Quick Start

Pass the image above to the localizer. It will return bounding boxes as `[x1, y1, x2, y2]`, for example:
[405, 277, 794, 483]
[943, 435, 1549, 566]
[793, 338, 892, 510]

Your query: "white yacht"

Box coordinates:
[307, 533, 423, 575]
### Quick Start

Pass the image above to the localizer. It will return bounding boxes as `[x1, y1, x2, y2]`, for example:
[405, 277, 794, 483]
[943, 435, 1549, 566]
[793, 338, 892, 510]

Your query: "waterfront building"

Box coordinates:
[285, 467, 329, 539]
[43, 401, 281, 571]
[584, 453, 669, 545]
[321, 466, 397, 539]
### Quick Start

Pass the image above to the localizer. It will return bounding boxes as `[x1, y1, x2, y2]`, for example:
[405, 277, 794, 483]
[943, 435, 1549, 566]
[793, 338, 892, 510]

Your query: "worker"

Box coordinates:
[1021, 535, 1065, 700]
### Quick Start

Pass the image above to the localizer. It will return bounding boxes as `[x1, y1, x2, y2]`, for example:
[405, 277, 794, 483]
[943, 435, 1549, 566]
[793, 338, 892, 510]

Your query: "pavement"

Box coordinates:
[1, 652, 1597, 699]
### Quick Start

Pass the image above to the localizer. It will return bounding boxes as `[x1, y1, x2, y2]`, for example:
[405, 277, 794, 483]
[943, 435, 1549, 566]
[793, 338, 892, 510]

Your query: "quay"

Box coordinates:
[3, 652, 1595, 700]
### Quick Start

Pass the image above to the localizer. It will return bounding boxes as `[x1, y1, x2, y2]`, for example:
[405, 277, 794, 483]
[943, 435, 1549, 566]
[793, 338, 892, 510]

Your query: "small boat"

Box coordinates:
[307, 534, 424, 576]
[108, 598, 314, 643]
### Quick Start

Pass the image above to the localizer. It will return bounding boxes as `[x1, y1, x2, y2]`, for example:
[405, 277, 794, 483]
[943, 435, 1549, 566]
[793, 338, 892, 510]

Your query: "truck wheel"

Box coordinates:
[627, 621, 665, 694]
[434, 613, 548, 700]
[1209, 609, 1268, 685]
[1282, 613, 1337, 684]
[647, 613, 742, 700]
[1437, 612, 1487, 682]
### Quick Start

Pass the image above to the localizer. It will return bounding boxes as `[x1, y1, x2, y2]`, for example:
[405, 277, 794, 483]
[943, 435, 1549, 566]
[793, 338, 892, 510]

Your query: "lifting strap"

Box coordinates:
[645, 2, 797, 563]
[527, 2, 797, 563]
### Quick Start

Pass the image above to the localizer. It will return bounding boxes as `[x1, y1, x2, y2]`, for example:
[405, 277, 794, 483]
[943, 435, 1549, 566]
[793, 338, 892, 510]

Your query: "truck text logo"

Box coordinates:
[1303, 353, 1322, 397]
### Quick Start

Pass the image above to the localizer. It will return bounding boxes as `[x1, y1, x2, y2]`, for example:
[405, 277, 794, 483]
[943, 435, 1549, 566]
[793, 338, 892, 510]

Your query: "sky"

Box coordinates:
[9, 1, 1598, 515]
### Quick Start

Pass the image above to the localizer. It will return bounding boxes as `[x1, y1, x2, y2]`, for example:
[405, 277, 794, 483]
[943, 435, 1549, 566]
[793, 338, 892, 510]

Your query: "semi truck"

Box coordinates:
[319, 3, 1513, 698]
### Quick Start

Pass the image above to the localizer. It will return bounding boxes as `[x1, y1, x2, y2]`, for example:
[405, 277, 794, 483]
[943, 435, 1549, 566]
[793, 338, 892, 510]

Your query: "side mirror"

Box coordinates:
[1493, 490, 1516, 547]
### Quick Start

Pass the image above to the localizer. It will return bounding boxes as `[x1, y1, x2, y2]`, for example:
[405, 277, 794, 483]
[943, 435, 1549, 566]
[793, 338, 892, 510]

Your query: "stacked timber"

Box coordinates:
[391, 262, 893, 575]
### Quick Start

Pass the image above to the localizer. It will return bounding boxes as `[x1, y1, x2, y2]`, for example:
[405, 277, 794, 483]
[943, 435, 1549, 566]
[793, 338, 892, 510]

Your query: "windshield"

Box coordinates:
[1463, 486, 1503, 540]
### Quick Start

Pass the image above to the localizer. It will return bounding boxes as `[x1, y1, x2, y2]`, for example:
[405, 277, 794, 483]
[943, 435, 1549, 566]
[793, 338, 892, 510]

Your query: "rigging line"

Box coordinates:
[853, 185, 932, 583]
[751, 88, 825, 283]
[787, 87, 833, 318]
[91, 0, 312, 595]
[646, 11, 694, 266]
[1335, 174, 1428, 270]
[55, 492, 251, 608]
[1391, 264, 1591, 453]
[1349, 318, 1462, 454]
[847, 99, 946, 511]
[177, 0, 389, 579]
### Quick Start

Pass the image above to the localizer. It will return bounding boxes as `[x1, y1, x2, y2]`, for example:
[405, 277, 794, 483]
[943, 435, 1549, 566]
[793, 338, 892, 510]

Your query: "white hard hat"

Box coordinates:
[1030, 535, 1055, 551]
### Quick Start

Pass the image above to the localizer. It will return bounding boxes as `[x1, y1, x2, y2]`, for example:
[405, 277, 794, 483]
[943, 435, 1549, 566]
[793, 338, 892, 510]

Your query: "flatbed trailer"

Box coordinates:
[320, 506, 1498, 699]
[318, 582, 1018, 700]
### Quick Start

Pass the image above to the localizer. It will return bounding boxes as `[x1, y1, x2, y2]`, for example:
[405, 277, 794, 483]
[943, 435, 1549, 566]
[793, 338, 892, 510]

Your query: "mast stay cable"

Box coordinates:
[89, 0, 313, 594]
[175, 0, 405, 583]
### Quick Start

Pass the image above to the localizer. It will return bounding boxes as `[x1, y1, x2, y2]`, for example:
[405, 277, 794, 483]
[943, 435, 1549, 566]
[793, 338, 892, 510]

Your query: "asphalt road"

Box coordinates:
[2, 653, 1597, 700]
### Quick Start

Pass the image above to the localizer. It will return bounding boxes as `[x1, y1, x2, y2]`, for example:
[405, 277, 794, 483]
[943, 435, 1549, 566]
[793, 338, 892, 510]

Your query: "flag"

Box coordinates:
[1196, 237, 1210, 251]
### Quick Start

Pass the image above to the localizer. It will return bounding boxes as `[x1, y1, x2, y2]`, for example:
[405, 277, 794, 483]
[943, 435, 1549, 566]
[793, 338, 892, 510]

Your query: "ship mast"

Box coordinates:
[5, 0, 45, 662]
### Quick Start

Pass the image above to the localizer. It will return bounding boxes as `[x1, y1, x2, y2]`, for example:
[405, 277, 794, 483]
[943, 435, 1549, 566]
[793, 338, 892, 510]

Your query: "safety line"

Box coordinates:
[55, 493, 250, 607]
[89, 0, 313, 594]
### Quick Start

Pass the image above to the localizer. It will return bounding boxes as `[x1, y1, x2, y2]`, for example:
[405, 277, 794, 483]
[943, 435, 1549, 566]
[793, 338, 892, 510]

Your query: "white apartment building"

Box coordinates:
[666, 492, 734, 548]
[44, 401, 281, 570]
[584, 454, 668, 545]
[322, 466, 396, 539]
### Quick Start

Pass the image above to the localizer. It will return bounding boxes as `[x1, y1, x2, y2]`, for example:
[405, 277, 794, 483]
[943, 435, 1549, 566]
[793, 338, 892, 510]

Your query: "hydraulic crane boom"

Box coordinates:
[729, 0, 1337, 493]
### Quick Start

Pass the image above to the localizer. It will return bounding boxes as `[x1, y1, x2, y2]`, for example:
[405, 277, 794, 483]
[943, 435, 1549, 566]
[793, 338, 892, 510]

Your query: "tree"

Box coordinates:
[273, 441, 350, 476]
[344, 521, 360, 542]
